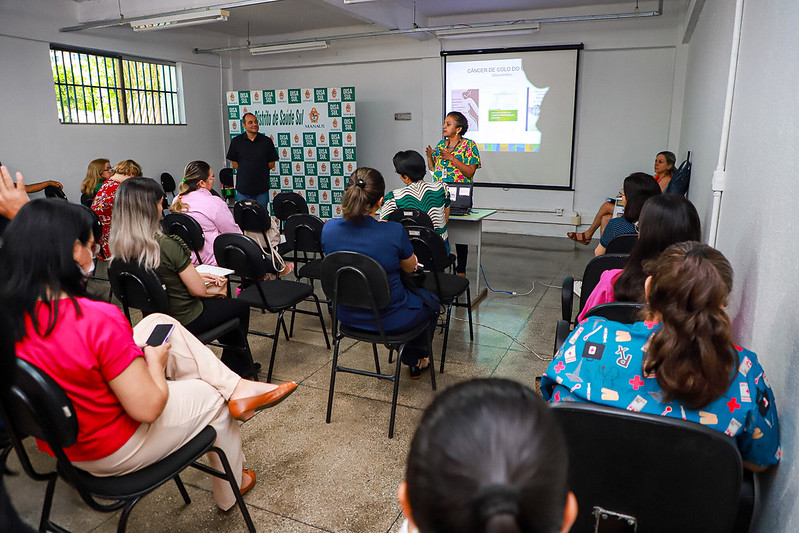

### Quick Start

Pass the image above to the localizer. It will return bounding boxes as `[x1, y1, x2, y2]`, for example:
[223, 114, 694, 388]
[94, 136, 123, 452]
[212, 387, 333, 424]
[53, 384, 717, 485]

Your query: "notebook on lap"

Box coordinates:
[448, 183, 473, 216]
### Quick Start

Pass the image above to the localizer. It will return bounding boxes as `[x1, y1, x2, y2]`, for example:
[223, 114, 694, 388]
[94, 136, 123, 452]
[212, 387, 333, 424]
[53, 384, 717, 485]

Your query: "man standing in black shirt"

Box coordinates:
[226, 112, 279, 208]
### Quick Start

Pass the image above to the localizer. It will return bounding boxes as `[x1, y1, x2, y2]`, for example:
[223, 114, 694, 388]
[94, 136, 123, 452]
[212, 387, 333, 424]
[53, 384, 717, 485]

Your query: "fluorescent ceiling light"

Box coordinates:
[131, 9, 229, 32]
[343, 0, 379, 4]
[435, 23, 541, 39]
[250, 41, 330, 55]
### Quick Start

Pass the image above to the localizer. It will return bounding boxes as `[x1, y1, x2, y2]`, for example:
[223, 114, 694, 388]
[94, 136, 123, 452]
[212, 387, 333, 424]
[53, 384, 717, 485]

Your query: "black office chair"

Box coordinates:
[0, 358, 255, 533]
[214, 233, 330, 382]
[218, 167, 236, 206]
[108, 259, 258, 379]
[551, 402, 754, 533]
[406, 225, 472, 373]
[605, 233, 638, 254]
[555, 301, 645, 350]
[44, 185, 67, 200]
[283, 213, 328, 334]
[233, 199, 289, 255]
[555, 254, 629, 351]
[160, 172, 176, 201]
[272, 191, 308, 233]
[162, 212, 206, 265]
[321, 251, 436, 438]
[387, 208, 456, 271]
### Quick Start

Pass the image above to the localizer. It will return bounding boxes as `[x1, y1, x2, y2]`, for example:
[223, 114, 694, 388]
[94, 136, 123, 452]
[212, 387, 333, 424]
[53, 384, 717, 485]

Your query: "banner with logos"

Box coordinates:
[226, 87, 356, 219]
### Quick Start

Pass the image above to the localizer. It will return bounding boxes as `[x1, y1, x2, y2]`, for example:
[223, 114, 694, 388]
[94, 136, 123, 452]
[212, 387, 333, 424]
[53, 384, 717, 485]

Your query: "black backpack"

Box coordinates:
[664, 151, 691, 196]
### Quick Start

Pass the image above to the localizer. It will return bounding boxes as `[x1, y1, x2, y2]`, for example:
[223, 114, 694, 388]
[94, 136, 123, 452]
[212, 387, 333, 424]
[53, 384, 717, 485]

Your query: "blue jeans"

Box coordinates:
[236, 190, 270, 210]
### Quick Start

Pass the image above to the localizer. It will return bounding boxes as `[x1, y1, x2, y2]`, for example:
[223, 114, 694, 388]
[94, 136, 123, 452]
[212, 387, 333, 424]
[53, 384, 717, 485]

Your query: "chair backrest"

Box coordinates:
[605, 233, 638, 254]
[108, 259, 170, 320]
[162, 212, 205, 263]
[214, 232, 275, 280]
[405, 225, 449, 272]
[321, 251, 391, 311]
[160, 172, 176, 194]
[218, 167, 235, 187]
[284, 213, 324, 254]
[272, 192, 309, 227]
[233, 199, 272, 233]
[386, 208, 434, 230]
[78, 203, 103, 242]
[44, 185, 67, 200]
[664, 151, 692, 197]
[579, 254, 629, 313]
[584, 302, 645, 324]
[551, 402, 743, 532]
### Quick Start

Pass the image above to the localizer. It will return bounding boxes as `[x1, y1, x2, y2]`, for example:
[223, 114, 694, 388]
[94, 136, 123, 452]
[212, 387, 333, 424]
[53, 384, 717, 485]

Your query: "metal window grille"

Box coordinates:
[50, 46, 184, 125]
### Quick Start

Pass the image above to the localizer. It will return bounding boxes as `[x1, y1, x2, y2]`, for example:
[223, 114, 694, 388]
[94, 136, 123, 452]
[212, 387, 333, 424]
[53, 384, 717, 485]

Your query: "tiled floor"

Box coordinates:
[4, 233, 593, 532]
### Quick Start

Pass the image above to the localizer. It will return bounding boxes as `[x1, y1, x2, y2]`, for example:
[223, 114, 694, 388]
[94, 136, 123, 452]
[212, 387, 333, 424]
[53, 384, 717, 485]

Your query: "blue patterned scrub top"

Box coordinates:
[541, 317, 781, 467]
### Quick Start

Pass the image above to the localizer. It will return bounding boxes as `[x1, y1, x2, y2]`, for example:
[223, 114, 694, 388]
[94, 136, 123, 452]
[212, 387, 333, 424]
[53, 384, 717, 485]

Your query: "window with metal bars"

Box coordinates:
[49, 46, 184, 125]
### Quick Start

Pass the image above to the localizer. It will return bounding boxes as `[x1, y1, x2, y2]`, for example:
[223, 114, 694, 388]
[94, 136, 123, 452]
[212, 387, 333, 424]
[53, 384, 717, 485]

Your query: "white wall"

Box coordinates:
[0, 0, 232, 201]
[683, 1, 799, 530]
[239, 3, 683, 236]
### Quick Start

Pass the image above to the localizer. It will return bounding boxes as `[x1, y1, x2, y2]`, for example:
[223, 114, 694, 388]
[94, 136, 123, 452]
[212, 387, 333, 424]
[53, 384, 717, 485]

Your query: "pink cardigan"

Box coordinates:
[577, 268, 623, 322]
[172, 189, 241, 266]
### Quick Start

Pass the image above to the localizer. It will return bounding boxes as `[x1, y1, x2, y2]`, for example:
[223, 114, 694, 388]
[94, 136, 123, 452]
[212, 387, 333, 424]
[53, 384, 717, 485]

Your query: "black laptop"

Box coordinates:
[448, 182, 473, 216]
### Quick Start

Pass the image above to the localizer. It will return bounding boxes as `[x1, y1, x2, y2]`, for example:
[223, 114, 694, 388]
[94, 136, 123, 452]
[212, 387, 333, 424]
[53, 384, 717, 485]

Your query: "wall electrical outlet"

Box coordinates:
[555, 208, 564, 216]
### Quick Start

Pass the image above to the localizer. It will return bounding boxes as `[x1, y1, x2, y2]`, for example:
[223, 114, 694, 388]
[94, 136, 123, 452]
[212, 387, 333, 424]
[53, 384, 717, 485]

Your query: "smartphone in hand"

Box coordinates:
[145, 324, 175, 346]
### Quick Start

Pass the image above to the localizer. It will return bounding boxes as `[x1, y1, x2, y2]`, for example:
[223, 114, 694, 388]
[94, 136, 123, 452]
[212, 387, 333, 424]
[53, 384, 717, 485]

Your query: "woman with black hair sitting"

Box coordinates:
[400, 378, 578, 533]
[593, 172, 661, 256]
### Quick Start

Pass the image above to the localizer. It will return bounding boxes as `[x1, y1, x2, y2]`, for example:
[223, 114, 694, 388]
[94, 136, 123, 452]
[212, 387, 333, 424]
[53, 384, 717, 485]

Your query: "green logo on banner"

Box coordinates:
[291, 147, 304, 161]
[303, 133, 316, 147]
[314, 88, 328, 103]
[293, 176, 306, 189]
[280, 162, 292, 175]
[230, 134, 238, 142]
[269, 175, 281, 189]
[227, 106, 239, 120]
[278, 133, 290, 147]
[328, 102, 341, 117]
[343, 117, 356, 132]
[343, 147, 357, 161]
[319, 176, 331, 189]
[332, 190, 344, 204]
[317, 147, 330, 161]
[263, 90, 275, 104]
[329, 132, 342, 146]
[306, 190, 319, 203]
[320, 205, 333, 218]
[304, 162, 317, 175]
[238, 91, 251, 105]
[341, 87, 355, 101]
[288, 89, 301, 104]
[331, 162, 344, 176]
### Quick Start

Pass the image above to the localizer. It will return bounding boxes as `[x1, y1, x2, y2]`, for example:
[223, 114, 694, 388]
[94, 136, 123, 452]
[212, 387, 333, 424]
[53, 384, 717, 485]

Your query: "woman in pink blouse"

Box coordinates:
[170, 161, 242, 266]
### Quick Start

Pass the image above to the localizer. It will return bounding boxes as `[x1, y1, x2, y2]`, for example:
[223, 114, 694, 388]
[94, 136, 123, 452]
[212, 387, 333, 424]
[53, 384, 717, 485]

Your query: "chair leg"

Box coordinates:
[440, 304, 453, 374]
[388, 346, 403, 439]
[117, 497, 143, 533]
[326, 337, 342, 423]
[426, 334, 437, 391]
[173, 474, 191, 504]
[210, 447, 256, 533]
[266, 312, 284, 383]
[466, 287, 474, 341]
[312, 295, 331, 349]
[289, 307, 297, 338]
[39, 475, 59, 533]
[281, 312, 291, 341]
[372, 343, 381, 374]
[388, 348, 394, 364]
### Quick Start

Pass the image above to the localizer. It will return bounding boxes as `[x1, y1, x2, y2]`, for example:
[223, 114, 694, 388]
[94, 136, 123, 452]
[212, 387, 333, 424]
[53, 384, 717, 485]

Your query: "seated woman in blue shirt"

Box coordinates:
[594, 172, 661, 256]
[542, 242, 780, 471]
[322, 168, 439, 379]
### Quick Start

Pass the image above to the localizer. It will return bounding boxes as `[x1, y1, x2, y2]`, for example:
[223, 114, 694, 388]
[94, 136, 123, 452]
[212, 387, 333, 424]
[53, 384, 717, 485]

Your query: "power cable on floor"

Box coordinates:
[479, 264, 536, 296]
[450, 316, 554, 362]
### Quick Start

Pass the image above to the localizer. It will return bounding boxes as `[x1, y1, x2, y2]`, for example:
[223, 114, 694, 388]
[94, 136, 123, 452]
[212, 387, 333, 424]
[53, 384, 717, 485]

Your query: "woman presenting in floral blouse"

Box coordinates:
[426, 111, 481, 276]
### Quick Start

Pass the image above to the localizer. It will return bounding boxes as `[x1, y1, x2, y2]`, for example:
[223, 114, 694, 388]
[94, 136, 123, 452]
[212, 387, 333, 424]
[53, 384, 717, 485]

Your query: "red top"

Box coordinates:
[16, 298, 143, 461]
[91, 179, 121, 260]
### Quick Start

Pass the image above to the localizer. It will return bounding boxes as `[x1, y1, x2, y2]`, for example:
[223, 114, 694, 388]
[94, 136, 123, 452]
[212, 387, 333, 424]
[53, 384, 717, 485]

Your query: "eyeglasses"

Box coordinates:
[87, 241, 101, 258]
[103, 167, 115, 174]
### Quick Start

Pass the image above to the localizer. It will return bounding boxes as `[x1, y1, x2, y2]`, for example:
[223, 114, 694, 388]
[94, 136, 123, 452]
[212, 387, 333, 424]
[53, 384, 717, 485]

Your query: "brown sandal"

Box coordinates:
[567, 231, 591, 245]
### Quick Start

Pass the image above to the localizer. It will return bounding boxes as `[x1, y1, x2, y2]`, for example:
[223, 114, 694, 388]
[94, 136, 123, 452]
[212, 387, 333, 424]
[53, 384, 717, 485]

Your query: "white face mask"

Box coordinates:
[80, 261, 95, 279]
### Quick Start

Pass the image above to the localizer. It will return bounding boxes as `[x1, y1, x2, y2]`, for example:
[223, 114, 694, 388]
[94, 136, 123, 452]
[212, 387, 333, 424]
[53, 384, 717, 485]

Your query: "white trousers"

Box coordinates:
[73, 313, 244, 510]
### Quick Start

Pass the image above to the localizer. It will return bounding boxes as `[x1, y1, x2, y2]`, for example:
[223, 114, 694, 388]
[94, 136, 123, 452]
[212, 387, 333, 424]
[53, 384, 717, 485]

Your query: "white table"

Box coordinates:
[447, 209, 496, 305]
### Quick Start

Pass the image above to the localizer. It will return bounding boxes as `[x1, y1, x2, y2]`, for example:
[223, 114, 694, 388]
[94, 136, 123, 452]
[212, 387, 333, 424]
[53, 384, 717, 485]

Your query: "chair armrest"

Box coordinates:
[555, 319, 572, 354]
[561, 276, 574, 322]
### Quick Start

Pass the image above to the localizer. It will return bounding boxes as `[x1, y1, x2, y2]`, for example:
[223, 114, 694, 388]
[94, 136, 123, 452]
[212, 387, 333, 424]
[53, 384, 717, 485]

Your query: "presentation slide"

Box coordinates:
[444, 46, 580, 189]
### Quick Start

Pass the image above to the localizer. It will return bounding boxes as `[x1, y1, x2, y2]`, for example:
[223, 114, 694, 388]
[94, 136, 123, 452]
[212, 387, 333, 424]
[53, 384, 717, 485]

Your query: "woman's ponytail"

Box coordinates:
[341, 168, 385, 223]
[171, 160, 211, 213]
